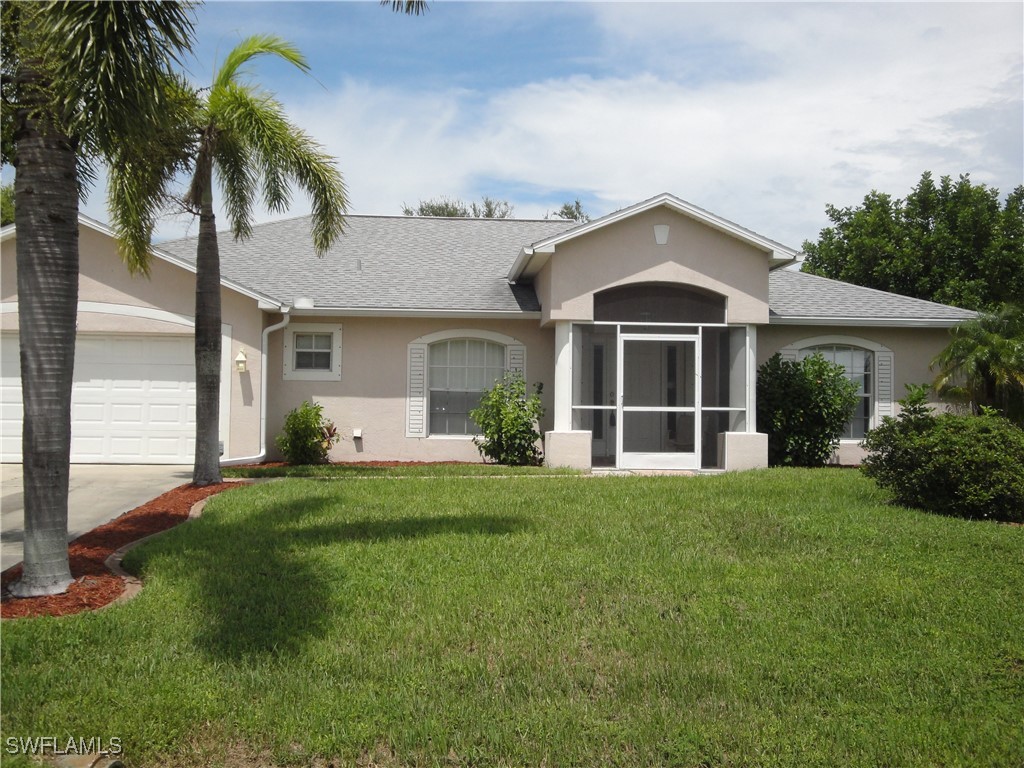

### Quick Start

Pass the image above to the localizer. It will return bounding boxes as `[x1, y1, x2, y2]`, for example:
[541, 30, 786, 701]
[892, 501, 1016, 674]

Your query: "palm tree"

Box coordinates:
[183, 36, 349, 485]
[1, 1, 194, 596]
[932, 304, 1024, 424]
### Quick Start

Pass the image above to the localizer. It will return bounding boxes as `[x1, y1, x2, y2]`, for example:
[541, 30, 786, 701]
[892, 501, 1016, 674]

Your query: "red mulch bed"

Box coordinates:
[1, 482, 240, 620]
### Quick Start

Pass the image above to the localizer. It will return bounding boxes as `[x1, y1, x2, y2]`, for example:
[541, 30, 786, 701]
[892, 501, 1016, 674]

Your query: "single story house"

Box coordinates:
[0, 193, 975, 471]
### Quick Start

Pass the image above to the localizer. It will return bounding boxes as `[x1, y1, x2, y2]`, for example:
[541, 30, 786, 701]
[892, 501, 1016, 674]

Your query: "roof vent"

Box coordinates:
[654, 225, 670, 245]
[293, 297, 315, 309]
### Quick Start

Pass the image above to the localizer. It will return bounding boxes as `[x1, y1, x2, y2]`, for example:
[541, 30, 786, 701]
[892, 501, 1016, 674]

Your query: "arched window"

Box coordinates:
[428, 338, 506, 435]
[799, 345, 873, 438]
[406, 329, 526, 438]
[594, 283, 726, 324]
[780, 336, 894, 440]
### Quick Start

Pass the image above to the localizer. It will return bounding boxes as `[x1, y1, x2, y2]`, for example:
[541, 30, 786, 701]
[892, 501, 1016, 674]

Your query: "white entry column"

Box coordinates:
[545, 321, 592, 469]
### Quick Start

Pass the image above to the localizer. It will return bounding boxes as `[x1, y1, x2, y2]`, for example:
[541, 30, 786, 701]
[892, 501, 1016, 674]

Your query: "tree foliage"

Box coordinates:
[470, 372, 545, 466]
[549, 198, 590, 223]
[932, 303, 1024, 424]
[756, 353, 860, 467]
[402, 196, 514, 218]
[1, 183, 13, 226]
[1, 0, 195, 597]
[802, 172, 1024, 312]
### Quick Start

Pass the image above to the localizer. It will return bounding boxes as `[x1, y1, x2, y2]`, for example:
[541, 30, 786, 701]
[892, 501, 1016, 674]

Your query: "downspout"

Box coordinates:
[220, 308, 290, 466]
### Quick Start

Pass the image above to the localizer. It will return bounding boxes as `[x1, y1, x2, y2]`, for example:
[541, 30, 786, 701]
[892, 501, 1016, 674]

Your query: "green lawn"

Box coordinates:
[2, 469, 1022, 767]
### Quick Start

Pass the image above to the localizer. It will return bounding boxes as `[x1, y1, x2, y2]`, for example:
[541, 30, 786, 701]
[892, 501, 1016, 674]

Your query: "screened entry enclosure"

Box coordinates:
[570, 285, 750, 470]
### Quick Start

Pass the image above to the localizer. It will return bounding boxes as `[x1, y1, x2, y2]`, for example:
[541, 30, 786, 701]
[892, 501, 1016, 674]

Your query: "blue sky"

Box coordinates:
[75, 1, 1024, 248]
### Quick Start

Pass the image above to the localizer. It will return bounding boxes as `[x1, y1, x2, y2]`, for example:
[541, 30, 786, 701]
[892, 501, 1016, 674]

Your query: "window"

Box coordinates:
[283, 323, 342, 381]
[799, 344, 872, 439]
[294, 333, 332, 370]
[428, 339, 506, 435]
[406, 329, 526, 438]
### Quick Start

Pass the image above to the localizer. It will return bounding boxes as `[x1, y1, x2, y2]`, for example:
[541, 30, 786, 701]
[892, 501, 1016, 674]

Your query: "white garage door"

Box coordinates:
[1, 334, 196, 463]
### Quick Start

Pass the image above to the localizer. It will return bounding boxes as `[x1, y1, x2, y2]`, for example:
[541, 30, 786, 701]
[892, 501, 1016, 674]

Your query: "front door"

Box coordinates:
[617, 334, 700, 470]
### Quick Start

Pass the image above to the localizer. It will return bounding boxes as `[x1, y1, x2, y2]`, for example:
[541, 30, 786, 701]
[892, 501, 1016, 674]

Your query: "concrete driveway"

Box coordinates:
[1, 464, 192, 571]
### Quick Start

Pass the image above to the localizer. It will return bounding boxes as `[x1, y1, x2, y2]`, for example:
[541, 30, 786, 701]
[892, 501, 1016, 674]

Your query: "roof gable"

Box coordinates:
[508, 193, 800, 281]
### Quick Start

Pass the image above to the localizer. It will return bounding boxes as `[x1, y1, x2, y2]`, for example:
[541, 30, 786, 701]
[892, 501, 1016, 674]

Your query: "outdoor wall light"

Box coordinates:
[235, 349, 248, 373]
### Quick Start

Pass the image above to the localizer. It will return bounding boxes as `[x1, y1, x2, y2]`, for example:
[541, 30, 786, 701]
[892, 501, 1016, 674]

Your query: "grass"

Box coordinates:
[2, 469, 1022, 767]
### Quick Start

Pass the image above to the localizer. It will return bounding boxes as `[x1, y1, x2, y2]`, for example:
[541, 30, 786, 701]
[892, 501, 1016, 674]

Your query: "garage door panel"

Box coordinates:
[2, 333, 197, 464]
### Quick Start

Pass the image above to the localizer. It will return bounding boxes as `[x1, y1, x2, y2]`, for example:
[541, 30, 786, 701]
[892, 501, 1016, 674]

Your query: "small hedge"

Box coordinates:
[470, 372, 545, 466]
[756, 353, 860, 467]
[275, 400, 339, 465]
[863, 386, 1024, 522]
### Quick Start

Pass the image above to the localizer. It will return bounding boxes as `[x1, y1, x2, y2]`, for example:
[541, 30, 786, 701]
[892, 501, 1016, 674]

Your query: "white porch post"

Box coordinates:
[747, 324, 757, 431]
[546, 320, 592, 469]
[553, 320, 573, 430]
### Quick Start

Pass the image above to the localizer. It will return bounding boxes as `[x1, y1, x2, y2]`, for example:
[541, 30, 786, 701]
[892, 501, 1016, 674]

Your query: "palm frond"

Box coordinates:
[214, 130, 259, 242]
[43, 1, 196, 145]
[380, 0, 429, 15]
[211, 81, 348, 250]
[214, 34, 308, 92]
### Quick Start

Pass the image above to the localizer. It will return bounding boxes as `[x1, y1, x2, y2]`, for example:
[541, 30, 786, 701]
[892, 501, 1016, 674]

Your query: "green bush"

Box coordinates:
[470, 372, 545, 466]
[864, 388, 1024, 522]
[756, 352, 860, 466]
[275, 400, 339, 465]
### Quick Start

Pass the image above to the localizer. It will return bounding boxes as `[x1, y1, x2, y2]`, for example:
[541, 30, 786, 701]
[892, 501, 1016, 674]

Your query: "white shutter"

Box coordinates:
[508, 344, 526, 375]
[406, 342, 428, 437]
[874, 349, 894, 420]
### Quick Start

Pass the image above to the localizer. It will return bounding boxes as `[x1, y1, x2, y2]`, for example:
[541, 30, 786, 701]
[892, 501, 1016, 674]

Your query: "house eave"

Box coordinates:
[286, 306, 542, 320]
[769, 315, 972, 328]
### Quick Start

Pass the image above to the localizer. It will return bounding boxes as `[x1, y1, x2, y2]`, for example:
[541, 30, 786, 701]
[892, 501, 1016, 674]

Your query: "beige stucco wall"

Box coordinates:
[758, 323, 956, 464]
[1, 224, 266, 459]
[266, 315, 555, 463]
[535, 207, 772, 326]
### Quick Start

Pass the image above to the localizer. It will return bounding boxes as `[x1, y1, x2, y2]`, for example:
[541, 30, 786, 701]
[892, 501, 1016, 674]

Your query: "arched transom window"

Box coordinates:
[798, 344, 873, 439]
[428, 339, 506, 435]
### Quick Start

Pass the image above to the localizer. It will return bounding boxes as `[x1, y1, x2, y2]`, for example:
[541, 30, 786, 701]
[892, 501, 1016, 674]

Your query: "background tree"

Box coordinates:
[549, 198, 590, 223]
[182, 35, 348, 486]
[932, 303, 1024, 424]
[1, 182, 13, 226]
[802, 172, 1024, 312]
[402, 195, 514, 218]
[0, 0, 194, 596]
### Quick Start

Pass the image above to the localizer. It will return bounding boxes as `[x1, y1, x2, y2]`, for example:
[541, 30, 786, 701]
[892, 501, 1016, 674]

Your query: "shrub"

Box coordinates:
[470, 372, 545, 466]
[275, 400, 339, 465]
[864, 389, 1024, 522]
[756, 352, 860, 466]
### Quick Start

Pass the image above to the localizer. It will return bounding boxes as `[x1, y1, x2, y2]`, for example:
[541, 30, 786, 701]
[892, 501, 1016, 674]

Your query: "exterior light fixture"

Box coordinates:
[235, 349, 248, 373]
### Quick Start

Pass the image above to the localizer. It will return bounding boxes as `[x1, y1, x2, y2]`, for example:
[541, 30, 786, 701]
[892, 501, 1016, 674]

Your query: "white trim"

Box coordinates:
[220, 323, 232, 458]
[290, 307, 541, 319]
[785, 334, 892, 353]
[283, 322, 343, 381]
[1, 300, 195, 328]
[769, 316, 969, 328]
[411, 328, 525, 346]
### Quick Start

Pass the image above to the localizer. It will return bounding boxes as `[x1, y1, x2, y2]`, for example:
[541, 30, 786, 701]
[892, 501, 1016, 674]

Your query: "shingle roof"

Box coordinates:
[157, 214, 975, 325]
[768, 269, 976, 324]
[157, 215, 575, 313]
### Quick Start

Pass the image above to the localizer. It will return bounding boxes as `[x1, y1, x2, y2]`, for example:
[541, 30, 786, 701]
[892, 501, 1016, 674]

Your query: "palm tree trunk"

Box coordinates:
[10, 93, 78, 597]
[192, 165, 223, 485]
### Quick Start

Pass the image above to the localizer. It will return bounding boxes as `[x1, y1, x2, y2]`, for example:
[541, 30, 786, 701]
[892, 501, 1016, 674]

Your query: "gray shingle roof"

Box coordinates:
[158, 214, 975, 325]
[158, 215, 575, 313]
[769, 269, 976, 324]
